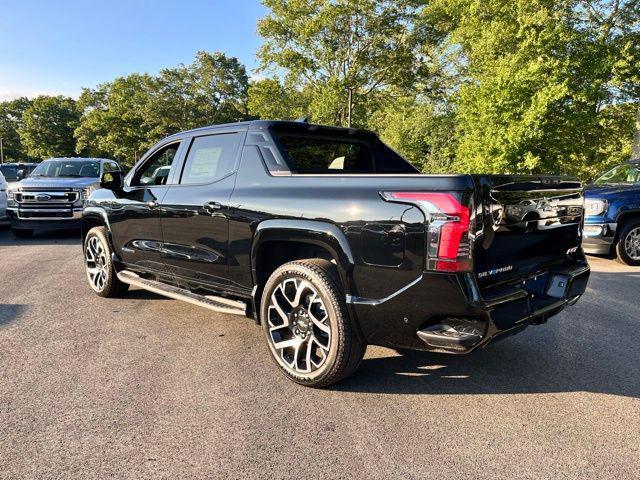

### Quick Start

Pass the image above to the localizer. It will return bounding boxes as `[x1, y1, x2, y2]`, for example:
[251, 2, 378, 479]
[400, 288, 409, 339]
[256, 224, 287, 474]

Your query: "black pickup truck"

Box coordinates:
[82, 120, 590, 387]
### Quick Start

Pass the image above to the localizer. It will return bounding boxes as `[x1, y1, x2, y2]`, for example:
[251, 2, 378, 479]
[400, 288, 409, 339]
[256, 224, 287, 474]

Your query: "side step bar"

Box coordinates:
[117, 270, 247, 316]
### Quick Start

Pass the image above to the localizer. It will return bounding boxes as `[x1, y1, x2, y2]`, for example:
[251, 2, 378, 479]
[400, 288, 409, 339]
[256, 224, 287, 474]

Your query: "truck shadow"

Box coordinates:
[125, 288, 171, 301]
[335, 268, 640, 399]
[0, 304, 27, 327]
[336, 342, 638, 398]
[0, 225, 81, 246]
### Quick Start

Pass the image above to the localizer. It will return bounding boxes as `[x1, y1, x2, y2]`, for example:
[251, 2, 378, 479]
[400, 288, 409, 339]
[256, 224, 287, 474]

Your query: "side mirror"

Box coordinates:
[100, 171, 123, 191]
[16, 169, 25, 181]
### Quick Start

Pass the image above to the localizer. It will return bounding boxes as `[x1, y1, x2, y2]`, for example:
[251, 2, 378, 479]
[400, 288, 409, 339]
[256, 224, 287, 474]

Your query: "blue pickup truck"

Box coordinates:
[583, 160, 640, 265]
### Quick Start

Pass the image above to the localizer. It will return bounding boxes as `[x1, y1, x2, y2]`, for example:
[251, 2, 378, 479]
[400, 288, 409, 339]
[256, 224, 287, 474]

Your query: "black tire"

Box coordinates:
[11, 228, 33, 238]
[261, 259, 366, 388]
[84, 226, 129, 297]
[615, 219, 640, 266]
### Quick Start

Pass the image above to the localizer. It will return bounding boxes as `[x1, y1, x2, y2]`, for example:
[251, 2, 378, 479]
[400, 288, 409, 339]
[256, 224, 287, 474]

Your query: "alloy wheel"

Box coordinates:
[624, 226, 640, 261]
[266, 277, 332, 375]
[85, 236, 108, 291]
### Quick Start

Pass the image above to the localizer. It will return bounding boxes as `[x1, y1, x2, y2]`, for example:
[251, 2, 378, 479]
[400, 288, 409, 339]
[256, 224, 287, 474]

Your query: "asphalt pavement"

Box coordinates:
[0, 224, 639, 479]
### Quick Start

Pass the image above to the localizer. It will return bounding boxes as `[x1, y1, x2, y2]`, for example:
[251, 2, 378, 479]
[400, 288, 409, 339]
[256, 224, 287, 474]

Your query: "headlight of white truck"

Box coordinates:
[6, 187, 17, 206]
[585, 199, 607, 216]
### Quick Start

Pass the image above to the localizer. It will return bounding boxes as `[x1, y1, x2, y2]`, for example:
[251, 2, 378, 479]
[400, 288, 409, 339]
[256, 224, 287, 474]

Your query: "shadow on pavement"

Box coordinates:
[0, 224, 81, 246]
[126, 288, 171, 301]
[335, 343, 637, 398]
[335, 266, 640, 399]
[0, 304, 27, 327]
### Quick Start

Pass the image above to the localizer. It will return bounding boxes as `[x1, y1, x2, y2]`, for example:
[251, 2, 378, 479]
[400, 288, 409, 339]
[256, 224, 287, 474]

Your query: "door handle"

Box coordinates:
[204, 201, 223, 214]
[146, 200, 158, 209]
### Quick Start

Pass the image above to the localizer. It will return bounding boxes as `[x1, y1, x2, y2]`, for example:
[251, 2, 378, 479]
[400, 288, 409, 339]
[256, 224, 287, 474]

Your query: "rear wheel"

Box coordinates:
[616, 220, 640, 266]
[261, 259, 366, 388]
[11, 228, 33, 238]
[84, 226, 129, 297]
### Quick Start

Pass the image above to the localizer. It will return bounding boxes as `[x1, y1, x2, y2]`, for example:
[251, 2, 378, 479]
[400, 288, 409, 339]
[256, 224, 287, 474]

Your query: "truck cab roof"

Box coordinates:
[164, 120, 377, 141]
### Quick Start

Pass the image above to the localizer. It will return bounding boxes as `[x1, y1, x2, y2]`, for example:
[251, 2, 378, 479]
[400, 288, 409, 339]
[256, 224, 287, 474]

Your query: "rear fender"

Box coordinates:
[251, 219, 355, 292]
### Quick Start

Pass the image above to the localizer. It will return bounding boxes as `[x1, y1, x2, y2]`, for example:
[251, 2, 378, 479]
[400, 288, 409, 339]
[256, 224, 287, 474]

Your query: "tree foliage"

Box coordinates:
[254, 0, 431, 126]
[75, 51, 250, 166]
[369, 97, 457, 173]
[251, 0, 639, 178]
[2, 5, 639, 178]
[18, 95, 79, 159]
[248, 78, 309, 120]
[74, 74, 155, 163]
[0, 97, 32, 161]
[420, 0, 640, 176]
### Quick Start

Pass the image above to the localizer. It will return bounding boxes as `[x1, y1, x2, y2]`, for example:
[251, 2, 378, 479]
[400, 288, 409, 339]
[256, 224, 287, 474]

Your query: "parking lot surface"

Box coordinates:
[1, 225, 639, 479]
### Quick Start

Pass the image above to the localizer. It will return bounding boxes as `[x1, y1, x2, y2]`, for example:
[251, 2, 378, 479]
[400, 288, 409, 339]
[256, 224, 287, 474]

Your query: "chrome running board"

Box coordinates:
[117, 270, 247, 316]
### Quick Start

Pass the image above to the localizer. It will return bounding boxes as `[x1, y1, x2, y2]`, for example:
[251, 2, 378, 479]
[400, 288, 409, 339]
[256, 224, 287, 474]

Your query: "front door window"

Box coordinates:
[132, 143, 180, 187]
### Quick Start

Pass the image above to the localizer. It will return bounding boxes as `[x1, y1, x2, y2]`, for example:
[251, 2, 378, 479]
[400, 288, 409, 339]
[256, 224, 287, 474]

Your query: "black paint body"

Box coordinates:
[83, 121, 590, 352]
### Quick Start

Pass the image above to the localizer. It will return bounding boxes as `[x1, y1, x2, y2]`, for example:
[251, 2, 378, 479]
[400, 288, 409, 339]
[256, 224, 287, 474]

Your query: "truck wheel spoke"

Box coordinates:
[625, 227, 640, 260]
[85, 236, 108, 292]
[266, 275, 332, 375]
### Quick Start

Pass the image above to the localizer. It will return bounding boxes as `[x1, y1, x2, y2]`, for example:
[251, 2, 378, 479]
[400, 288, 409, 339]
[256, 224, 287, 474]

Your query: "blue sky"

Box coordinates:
[0, 0, 266, 101]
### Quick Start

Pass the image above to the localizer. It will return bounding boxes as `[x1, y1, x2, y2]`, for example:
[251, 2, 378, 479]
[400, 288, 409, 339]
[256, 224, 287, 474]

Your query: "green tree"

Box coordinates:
[75, 51, 251, 167]
[248, 78, 310, 120]
[18, 95, 79, 159]
[255, 0, 430, 127]
[370, 96, 458, 173]
[421, 0, 640, 177]
[147, 51, 251, 139]
[0, 97, 32, 162]
[75, 74, 155, 165]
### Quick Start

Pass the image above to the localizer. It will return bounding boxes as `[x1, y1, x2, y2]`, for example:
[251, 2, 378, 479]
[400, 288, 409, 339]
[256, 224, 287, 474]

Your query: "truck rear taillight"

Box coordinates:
[381, 191, 472, 272]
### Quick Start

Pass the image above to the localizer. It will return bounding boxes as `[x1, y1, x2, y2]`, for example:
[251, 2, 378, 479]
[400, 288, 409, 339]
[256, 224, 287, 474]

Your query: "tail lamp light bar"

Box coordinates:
[381, 191, 472, 272]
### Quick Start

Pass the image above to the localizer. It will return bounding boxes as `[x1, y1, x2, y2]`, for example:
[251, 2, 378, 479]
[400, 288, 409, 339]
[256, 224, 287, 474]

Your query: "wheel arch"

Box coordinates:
[614, 210, 640, 264]
[250, 219, 356, 323]
[81, 207, 112, 247]
[616, 208, 640, 227]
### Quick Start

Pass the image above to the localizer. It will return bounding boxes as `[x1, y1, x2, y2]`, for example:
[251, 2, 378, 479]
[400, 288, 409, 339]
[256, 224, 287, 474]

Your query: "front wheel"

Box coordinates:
[616, 220, 640, 266]
[261, 259, 366, 387]
[84, 226, 129, 297]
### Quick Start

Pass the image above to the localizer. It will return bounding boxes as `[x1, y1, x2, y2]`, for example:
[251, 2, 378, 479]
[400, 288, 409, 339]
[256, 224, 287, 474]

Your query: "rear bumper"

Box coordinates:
[582, 222, 616, 255]
[349, 260, 590, 353]
[7, 207, 82, 230]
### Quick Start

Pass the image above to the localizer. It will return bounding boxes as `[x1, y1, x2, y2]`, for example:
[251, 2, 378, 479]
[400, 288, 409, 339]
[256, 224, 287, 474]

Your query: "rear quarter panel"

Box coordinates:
[228, 144, 474, 301]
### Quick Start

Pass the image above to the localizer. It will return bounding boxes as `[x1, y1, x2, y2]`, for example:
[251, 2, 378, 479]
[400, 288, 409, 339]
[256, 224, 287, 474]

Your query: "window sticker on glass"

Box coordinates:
[186, 147, 222, 181]
[180, 133, 241, 184]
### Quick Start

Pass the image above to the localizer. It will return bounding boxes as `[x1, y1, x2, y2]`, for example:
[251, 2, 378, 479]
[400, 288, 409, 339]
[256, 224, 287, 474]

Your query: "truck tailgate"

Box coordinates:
[472, 175, 584, 288]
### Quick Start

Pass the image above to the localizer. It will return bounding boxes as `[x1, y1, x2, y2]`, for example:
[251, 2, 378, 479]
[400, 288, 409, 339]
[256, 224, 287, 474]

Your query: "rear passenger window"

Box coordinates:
[180, 133, 241, 184]
[277, 136, 375, 174]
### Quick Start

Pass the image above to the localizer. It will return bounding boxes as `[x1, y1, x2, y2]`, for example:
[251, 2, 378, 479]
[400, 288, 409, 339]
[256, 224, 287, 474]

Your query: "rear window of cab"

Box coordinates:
[273, 133, 417, 175]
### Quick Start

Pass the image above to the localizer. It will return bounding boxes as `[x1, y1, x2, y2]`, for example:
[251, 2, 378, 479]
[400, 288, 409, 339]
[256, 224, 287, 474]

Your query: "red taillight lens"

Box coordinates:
[381, 191, 472, 272]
